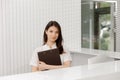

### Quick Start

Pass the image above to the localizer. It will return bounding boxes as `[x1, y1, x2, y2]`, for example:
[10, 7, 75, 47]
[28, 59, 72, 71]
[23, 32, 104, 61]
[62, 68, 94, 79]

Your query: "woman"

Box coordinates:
[30, 21, 72, 71]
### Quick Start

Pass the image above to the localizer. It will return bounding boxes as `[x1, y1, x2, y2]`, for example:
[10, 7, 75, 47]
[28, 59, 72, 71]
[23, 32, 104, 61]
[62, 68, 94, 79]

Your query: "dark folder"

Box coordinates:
[38, 48, 62, 65]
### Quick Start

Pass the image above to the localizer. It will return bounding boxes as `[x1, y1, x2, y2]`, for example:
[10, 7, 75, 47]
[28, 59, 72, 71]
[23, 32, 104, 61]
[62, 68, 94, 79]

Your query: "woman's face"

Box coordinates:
[46, 26, 59, 42]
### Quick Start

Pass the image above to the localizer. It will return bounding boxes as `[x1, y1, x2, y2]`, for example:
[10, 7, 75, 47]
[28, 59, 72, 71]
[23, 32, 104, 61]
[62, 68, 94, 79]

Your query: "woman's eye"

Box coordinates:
[55, 31, 58, 34]
[50, 31, 53, 33]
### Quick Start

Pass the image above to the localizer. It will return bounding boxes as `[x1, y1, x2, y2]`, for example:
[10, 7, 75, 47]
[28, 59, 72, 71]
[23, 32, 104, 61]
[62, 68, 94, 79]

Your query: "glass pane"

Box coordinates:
[99, 14, 111, 50]
[81, 1, 115, 51]
[81, 2, 91, 48]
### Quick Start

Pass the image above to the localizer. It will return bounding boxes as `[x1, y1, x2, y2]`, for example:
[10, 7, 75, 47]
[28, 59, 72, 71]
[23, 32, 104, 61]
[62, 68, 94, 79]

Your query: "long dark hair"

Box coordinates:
[43, 21, 64, 54]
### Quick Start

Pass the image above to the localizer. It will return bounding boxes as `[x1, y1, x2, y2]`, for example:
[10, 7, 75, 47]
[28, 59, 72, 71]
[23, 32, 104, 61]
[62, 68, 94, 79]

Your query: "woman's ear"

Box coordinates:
[45, 30, 48, 35]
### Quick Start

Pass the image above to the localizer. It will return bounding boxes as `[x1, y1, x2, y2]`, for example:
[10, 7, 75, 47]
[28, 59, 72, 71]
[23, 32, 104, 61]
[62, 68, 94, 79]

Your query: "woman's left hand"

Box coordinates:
[38, 61, 49, 71]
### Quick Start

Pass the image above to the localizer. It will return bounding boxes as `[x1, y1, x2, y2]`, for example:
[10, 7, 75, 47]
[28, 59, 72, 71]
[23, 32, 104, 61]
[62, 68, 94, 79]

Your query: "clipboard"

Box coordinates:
[38, 48, 62, 65]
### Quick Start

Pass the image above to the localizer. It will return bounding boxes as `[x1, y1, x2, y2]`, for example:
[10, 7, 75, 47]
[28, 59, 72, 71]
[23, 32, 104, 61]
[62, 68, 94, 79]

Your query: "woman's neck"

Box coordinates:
[46, 41, 55, 48]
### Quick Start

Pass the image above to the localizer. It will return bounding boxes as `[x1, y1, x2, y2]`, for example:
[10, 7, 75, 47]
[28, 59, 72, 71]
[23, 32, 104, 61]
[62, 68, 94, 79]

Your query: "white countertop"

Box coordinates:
[71, 48, 120, 59]
[0, 61, 120, 80]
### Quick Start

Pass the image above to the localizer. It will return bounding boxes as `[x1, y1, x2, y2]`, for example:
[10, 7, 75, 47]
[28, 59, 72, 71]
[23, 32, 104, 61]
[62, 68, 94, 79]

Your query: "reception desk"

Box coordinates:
[71, 48, 120, 59]
[0, 61, 120, 80]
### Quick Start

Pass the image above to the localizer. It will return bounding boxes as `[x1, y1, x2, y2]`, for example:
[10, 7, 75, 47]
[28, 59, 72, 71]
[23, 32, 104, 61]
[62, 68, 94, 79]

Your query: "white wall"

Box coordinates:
[0, 0, 81, 76]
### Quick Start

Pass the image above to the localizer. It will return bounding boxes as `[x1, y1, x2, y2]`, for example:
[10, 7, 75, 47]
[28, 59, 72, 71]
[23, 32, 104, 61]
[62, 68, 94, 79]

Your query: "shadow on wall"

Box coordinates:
[71, 52, 95, 66]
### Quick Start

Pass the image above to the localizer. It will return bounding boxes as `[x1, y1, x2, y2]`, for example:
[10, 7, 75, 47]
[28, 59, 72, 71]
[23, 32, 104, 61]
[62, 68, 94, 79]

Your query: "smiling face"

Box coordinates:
[45, 26, 59, 43]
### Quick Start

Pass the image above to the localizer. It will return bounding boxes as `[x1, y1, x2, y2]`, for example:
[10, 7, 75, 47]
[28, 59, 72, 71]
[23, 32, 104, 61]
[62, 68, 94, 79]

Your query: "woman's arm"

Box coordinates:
[31, 66, 39, 72]
[48, 61, 71, 69]
[38, 61, 71, 70]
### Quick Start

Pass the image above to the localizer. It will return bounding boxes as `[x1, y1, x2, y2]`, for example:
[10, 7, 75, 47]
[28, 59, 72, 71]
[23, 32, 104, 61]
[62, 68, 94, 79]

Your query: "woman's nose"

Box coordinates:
[52, 32, 56, 36]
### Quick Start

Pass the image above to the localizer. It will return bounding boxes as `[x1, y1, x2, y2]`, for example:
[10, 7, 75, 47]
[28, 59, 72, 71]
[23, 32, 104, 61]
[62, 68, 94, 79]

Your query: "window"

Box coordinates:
[81, 0, 117, 51]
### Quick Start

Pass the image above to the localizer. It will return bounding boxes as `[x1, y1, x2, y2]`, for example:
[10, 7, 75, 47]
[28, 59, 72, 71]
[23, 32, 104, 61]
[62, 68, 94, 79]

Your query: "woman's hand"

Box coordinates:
[38, 61, 49, 71]
[38, 61, 71, 71]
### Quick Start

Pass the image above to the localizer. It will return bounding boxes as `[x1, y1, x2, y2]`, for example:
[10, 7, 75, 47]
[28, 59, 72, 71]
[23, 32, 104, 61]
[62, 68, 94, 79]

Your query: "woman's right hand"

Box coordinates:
[38, 61, 49, 71]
